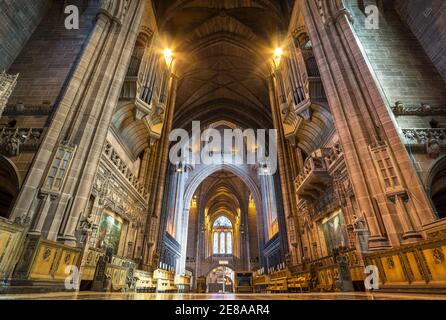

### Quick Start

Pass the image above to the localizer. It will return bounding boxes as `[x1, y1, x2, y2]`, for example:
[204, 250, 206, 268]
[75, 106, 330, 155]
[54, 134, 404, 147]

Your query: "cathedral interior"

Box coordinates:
[1, 0, 446, 300]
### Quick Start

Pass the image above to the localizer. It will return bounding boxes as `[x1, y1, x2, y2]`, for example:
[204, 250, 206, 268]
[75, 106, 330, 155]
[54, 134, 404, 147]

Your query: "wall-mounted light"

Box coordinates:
[164, 48, 173, 66]
[274, 47, 283, 68]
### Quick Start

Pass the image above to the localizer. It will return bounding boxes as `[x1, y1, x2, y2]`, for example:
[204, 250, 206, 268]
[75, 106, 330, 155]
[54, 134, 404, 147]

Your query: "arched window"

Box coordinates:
[213, 232, 219, 254]
[212, 216, 233, 255]
[220, 232, 226, 254]
[226, 232, 232, 254]
[213, 216, 232, 228]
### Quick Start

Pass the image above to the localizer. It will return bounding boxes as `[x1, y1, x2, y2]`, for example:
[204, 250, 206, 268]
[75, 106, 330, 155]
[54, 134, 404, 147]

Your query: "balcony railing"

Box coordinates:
[295, 153, 331, 201]
[103, 141, 148, 199]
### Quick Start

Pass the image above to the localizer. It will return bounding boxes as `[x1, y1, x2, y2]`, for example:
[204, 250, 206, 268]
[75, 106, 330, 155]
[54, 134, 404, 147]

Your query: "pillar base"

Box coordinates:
[57, 235, 78, 247]
[401, 232, 423, 244]
[368, 236, 391, 251]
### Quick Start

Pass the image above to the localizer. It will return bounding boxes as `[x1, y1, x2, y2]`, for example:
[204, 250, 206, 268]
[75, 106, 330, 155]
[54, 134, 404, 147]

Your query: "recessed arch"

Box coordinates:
[184, 164, 262, 213]
[0, 155, 21, 219]
[427, 155, 446, 219]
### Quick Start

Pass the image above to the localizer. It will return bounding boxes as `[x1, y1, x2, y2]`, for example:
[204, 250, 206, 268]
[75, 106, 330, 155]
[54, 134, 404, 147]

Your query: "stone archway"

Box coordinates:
[206, 265, 235, 293]
[0, 155, 21, 219]
[178, 164, 266, 279]
[184, 164, 262, 214]
[427, 156, 446, 219]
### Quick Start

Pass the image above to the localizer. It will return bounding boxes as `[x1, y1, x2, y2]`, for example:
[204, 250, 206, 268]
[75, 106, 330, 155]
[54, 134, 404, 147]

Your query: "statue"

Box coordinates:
[353, 215, 366, 231]
[394, 101, 405, 114]
[421, 103, 432, 113]
[4, 135, 20, 157]
[78, 215, 94, 244]
[426, 137, 441, 159]
[353, 214, 369, 254]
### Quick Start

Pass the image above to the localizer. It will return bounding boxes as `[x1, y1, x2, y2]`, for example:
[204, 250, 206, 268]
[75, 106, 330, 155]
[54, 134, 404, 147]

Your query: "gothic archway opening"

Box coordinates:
[178, 165, 267, 287]
[429, 158, 446, 219]
[0, 156, 20, 219]
[206, 266, 235, 293]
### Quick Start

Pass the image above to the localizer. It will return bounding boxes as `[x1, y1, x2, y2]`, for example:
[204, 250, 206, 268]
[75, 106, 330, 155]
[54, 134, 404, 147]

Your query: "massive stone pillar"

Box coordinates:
[302, 0, 442, 249]
[142, 74, 179, 270]
[10, 0, 146, 245]
[268, 77, 303, 267]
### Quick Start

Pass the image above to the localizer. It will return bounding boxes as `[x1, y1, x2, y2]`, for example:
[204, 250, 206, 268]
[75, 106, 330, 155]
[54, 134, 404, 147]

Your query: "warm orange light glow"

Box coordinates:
[274, 47, 283, 68]
[164, 48, 173, 66]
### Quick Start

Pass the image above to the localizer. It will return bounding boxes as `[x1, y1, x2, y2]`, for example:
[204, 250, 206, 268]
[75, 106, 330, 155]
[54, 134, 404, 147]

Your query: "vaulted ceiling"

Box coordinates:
[195, 170, 249, 224]
[152, 0, 295, 130]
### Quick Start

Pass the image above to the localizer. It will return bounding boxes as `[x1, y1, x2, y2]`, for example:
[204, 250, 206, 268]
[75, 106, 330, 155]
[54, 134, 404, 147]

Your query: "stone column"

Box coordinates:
[9, 0, 147, 247]
[144, 75, 179, 269]
[302, 0, 439, 248]
[268, 76, 303, 266]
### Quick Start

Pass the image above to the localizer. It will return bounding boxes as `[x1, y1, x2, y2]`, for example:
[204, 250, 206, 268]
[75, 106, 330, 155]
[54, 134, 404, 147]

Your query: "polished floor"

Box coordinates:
[1, 292, 446, 300]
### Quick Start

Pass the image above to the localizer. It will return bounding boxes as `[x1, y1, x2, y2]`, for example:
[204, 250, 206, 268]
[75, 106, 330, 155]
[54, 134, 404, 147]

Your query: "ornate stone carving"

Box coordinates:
[3, 103, 52, 116]
[426, 137, 441, 159]
[393, 101, 405, 114]
[433, 248, 445, 265]
[393, 102, 446, 116]
[0, 128, 44, 157]
[102, 141, 148, 199]
[402, 129, 446, 149]
[42, 248, 52, 262]
[386, 256, 395, 269]
[0, 71, 18, 117]
[99, 0, 130, 25]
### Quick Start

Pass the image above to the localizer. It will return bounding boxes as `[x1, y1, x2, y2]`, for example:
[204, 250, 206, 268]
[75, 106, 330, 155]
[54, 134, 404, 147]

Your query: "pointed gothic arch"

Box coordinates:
[0, 155, 21, 219]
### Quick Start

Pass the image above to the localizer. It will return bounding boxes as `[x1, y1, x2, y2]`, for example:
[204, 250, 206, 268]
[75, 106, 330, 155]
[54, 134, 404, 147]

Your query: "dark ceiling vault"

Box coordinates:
[151, 0, 295, 130]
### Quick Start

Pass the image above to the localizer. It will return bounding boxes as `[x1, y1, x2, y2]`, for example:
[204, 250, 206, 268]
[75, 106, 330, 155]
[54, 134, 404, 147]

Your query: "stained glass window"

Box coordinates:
[212, 216, 233, 256]
[213, 216, 232, 228]
[220, 232, 226, 254]
[213, 232, 219, 254]
[226, 232, 232, 254]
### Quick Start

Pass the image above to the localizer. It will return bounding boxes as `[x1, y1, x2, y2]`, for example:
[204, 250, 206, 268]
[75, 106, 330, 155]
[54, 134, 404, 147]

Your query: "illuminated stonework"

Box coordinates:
[1, 0, 446, 298]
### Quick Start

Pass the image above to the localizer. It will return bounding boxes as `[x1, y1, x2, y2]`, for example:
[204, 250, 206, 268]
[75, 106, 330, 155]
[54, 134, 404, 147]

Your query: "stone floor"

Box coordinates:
[0, 292, 446, 300]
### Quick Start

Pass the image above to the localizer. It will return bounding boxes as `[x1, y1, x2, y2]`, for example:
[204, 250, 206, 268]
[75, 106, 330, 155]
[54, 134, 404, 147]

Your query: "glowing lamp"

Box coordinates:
[164, 48, 173, 66]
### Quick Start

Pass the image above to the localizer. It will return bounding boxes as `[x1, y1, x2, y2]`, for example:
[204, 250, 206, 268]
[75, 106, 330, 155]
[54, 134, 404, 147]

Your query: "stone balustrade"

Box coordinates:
[295, 156, 329, 190]
[393, 103, 446, 116]
[103, 141, 148, 199]
[3, 103, 52, 115]
[295, 148, 335, 202]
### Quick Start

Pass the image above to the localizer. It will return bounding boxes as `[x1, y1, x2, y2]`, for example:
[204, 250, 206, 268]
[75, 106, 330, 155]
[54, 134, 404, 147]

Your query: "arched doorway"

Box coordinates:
[207, 266, 235, 293]
[0, 155, 20, 219]
[429, 157, 446, 219]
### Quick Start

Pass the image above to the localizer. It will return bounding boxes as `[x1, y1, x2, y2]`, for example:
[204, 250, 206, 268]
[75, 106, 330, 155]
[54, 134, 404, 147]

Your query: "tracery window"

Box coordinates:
[213, 232, 219, 254]
[44, 145, 75, 192]
[212, 216, 233, 255]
